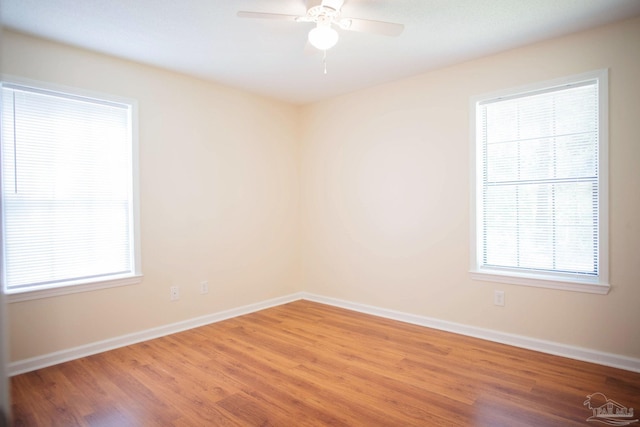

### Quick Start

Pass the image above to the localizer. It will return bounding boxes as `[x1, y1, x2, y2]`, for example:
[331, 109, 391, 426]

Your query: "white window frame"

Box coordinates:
[1, 76, 142, 302]
[470, 70, 609, 294]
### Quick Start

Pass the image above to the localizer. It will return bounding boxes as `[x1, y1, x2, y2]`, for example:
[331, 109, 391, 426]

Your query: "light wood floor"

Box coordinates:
[10, 300, 640, 426]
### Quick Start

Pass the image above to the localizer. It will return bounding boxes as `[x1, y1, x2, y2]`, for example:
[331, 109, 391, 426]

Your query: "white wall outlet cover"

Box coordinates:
[200, 281, 209, 294]
[494, 290, 505, 306]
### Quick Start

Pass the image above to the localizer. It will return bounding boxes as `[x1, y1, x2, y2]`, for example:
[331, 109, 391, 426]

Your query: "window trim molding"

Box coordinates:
[5, 274, 144, 303]
[469, 271, 610, 295]
[469, 69, 609, 293]
[1, 75, 143, 302]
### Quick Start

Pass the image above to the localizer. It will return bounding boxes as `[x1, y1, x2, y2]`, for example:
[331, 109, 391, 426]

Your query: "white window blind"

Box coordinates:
[472, 71, 608, 292]
[1, 82, 137, 294]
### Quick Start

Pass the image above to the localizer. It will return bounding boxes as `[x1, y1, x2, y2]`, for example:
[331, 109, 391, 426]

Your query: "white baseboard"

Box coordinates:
[8, 292, 304, 376]
[302, 292, 640, 374]
[9, 291, 640, 375]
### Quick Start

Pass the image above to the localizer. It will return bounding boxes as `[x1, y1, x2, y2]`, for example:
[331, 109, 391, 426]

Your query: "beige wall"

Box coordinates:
[3, 16, 640, 364]
[300, 16, 640, 359]
[2, 30, 301, 361]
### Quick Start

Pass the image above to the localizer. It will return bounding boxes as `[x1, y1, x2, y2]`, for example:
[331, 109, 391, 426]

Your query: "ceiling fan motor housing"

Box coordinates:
[307, 0, 345, 13]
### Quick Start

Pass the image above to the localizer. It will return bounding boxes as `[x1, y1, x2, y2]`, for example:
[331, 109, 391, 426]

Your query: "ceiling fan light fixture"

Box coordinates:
[308, 24, 339, 50]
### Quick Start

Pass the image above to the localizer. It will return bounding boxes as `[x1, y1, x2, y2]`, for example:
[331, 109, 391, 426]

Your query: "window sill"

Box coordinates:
[5, 274, 144, 303]
[470, 270, 610, 295]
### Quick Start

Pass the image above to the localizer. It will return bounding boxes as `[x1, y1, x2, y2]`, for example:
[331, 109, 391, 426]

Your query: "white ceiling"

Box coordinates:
[3, 0, 640, 105]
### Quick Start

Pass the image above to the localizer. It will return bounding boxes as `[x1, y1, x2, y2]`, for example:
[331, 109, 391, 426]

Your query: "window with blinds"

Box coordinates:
[471, 70, 609, 293]
[1, 81, 140, 298]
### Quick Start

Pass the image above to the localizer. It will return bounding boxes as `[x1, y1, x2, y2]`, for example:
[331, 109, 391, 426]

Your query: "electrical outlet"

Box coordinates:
[200, 281, 209, 295]
[494, 290, 505, 306]
[170, 286, 179, 301]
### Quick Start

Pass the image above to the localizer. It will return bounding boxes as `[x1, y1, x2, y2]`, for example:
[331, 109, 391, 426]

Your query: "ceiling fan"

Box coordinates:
[237, 0, 404, 52]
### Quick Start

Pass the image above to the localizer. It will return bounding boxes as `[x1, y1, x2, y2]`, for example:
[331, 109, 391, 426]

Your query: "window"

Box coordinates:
[470, 70, 609, 294]
[1, 79, 141, 301]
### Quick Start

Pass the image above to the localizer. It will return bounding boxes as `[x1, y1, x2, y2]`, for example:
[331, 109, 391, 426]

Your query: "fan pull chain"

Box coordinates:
[323, 50, 328, 74]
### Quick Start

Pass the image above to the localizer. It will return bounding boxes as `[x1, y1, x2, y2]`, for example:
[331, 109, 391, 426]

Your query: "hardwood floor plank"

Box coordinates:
[203, 338, 360, 424]
[10, 300, 640, 426]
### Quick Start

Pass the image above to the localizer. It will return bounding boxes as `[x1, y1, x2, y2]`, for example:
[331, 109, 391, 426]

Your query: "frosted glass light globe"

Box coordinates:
[308, 25, 339, 50]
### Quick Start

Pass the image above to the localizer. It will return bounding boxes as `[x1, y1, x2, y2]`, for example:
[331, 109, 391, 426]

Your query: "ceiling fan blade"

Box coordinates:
[339, 18, 404, 36]
[237, 11, 301, 21]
